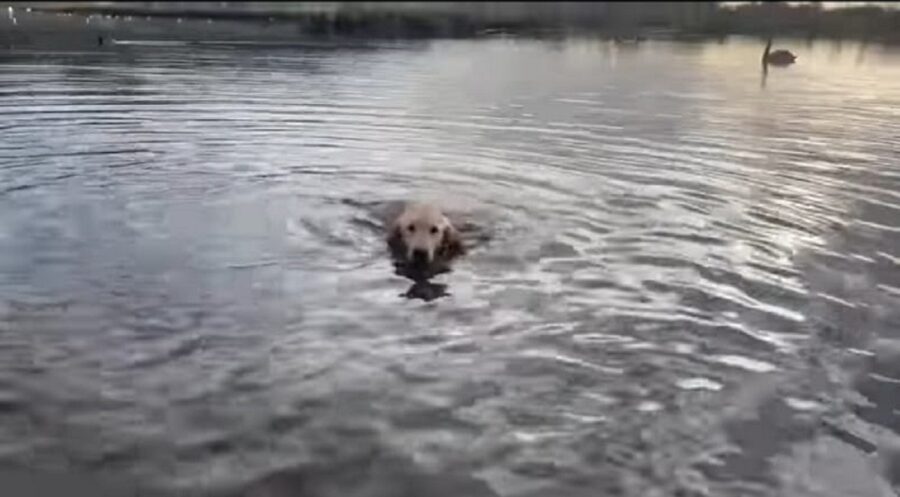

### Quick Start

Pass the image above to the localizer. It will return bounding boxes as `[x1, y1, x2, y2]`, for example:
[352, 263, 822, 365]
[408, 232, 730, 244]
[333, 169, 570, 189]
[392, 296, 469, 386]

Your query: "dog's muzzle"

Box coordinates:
[410, 248, 430, 266]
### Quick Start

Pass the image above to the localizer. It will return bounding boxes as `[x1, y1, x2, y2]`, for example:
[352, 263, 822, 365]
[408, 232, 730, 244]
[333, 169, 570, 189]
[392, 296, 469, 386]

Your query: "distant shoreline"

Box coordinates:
[15, 4, 520, 40]
[23, 3, 900, 44]
[4, 3, 899, 47]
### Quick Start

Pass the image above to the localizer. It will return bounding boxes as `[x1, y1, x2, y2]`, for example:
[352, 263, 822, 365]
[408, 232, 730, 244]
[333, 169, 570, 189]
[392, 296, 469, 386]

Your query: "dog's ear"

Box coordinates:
[387, 223, 406, 258]
[439, 224, 466, 259]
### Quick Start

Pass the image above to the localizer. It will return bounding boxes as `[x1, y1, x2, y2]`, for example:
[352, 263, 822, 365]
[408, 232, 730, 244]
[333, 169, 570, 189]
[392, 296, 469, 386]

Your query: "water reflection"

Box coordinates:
[761, 60, 768, 89]
[1, 35, 900, 497]
[391, 258, 453, 302]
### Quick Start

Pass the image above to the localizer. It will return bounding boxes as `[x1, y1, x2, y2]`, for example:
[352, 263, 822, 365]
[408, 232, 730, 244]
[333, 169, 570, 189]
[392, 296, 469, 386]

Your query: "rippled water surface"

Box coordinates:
[2, 30, 900, 497]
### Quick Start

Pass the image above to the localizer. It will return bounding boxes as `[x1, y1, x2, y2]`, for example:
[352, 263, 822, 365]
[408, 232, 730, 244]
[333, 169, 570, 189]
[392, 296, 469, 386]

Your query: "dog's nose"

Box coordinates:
[411, 249, 429, 265]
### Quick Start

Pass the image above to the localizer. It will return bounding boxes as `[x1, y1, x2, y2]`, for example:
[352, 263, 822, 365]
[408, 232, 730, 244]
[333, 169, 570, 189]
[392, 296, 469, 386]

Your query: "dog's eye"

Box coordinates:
[430, 226, 439, 235]
[407, 224, 415, 233]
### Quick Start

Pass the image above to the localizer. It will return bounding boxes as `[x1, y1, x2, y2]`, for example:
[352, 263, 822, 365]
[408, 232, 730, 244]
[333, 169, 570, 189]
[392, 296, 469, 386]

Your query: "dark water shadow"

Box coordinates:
[760, 57, 795, 90]
[235, 449, 498, 497]
[390, 254, 454, 303]
[0, 471, 173, 497]
[761, 60, 768, 89]
[851, 344, 900, 461]
[401, 279, 449, 302]
[697, 394, 818, 486]
[221, 412, 499, 497]
[856, 40, 869, 66]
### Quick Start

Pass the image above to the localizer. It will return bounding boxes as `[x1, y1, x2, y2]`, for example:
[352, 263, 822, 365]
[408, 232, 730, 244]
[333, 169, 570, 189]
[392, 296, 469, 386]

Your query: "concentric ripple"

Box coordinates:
[2, 29, 900, 497]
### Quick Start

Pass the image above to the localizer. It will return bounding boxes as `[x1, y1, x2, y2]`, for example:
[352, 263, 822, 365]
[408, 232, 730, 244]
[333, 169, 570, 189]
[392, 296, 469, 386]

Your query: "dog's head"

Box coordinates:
[387, 203, 464, 267]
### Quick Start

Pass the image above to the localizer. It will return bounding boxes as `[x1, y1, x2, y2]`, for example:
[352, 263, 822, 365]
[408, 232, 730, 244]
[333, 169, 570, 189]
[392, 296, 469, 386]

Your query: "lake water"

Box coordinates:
[2, 22, 900, 497]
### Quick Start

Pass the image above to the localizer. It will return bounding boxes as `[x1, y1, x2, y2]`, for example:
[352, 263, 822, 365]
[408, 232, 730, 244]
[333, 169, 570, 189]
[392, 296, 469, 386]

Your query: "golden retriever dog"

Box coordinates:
[386, 202, 466, 274]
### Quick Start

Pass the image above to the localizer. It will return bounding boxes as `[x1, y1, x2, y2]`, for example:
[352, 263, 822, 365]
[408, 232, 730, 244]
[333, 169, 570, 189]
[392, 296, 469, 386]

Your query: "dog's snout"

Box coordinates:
[411, 248, 430, 264]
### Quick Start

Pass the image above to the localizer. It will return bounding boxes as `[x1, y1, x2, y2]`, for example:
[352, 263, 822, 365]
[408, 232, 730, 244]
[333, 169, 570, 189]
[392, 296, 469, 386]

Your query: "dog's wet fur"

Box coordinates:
[386, 202, 466, 285]
[342, 198, 489, 301]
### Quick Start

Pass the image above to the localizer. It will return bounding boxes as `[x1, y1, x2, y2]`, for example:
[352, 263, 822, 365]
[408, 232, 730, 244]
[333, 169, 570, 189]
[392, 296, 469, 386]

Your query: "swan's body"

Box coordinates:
[763, 39, 797, 66]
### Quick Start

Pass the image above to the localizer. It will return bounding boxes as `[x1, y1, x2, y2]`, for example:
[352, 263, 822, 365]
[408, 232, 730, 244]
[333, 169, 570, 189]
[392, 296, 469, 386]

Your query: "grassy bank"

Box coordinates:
[12, 3, 542, 40]
[4, 2, 899, 48]
[703, 3, 900, 44]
